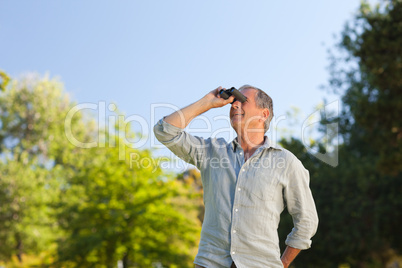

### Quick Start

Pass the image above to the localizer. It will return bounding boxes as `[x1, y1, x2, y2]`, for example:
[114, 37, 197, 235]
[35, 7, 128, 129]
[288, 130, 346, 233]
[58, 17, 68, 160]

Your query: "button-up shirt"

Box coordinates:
[154, 119, 318, 268]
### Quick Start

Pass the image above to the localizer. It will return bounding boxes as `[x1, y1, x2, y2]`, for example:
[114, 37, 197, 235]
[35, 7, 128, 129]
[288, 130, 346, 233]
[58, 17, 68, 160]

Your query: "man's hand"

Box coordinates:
[203, 86, 235, 109]
[164, 86, 234, 129]
[281, 246, 301, 268]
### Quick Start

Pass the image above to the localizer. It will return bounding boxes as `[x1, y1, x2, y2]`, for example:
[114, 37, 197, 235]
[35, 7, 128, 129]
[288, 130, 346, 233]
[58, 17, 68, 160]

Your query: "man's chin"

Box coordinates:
[230, 121, 243, 132]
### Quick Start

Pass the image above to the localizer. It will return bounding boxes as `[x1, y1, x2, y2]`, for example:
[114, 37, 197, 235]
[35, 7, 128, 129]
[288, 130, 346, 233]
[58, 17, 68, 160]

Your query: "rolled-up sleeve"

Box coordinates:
[284, 157, 319, 250]
[153, 118, 208, 169]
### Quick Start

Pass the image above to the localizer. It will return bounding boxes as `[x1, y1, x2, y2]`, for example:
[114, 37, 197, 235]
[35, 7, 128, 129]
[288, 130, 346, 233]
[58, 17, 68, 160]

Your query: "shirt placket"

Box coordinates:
[230, 147, 266, 259]
[230, 147, 244, 258]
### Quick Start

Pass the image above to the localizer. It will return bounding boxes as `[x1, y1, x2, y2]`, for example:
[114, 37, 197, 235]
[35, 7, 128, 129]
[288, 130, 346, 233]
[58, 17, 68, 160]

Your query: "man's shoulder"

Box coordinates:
[276, 147, 296, 158]
[205, 137, 232, 148]
[267, 146, 303, 167]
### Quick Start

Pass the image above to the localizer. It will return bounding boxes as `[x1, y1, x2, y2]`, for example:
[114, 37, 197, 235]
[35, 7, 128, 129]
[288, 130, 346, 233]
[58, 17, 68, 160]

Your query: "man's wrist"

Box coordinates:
[280, 246, 301, 268]
[281, 257, 290, 267]
[198, 94, 215, 110]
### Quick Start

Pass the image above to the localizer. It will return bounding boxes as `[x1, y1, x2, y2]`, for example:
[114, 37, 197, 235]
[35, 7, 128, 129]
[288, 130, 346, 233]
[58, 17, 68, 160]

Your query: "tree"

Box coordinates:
[56, 139, 201, 268]
[278, 138, 402, 267]
[275, 1, 402, 267]
[327, 0, 402, 264]
[176, 169, 204, 223]
[0, 70, 10, 91]
[0, 73, 202, 267]
[329, 0, 402, 175]
[53, 92, 201, 268]
[0, 73, 82, 264]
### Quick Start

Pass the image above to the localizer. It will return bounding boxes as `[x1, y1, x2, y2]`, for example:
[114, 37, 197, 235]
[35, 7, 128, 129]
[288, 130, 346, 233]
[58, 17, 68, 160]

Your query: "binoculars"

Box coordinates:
[219, 87, 247, 103]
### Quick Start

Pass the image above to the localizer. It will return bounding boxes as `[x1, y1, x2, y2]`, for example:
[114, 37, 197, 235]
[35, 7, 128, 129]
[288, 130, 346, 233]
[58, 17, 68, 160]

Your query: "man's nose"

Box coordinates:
[231, 99, 241, 109]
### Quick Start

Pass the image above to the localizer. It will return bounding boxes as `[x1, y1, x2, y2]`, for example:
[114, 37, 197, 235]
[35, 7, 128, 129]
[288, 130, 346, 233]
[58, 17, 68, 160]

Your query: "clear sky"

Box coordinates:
[0, 0, 376, 166]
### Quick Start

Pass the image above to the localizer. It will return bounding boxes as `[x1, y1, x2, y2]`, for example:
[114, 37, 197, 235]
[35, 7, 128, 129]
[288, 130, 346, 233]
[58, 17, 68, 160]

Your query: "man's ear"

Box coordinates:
[261, 108, 270, 122]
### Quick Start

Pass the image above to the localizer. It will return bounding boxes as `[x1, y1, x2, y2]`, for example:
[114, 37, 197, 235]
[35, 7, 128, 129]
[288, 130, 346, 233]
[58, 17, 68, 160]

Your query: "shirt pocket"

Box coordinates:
[249, 167, 279, 201]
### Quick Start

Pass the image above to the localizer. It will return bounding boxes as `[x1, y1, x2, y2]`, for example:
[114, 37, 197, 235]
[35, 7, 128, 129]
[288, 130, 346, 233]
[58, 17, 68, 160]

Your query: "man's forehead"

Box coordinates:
[240, 88, 257, 101]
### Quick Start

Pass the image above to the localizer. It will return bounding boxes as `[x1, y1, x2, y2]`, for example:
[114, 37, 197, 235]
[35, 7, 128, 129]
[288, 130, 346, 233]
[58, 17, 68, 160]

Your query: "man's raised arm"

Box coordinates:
[153, 86, 234, 168]
[164, 86, 234, 129]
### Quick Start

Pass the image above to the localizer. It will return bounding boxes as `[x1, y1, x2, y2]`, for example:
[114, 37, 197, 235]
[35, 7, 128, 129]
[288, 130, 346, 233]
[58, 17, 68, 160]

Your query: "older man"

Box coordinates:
[154, 85, 318, 268]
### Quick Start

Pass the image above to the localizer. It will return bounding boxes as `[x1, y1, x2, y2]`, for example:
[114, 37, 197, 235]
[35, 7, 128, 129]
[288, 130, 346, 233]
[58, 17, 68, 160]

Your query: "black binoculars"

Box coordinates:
[219, 87, 247, 103]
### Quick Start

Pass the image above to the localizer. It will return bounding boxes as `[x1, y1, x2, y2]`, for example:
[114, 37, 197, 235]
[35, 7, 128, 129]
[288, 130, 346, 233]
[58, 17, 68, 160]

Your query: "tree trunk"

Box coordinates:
[122, 251, 129, 268]
[15, 234, 23, 263]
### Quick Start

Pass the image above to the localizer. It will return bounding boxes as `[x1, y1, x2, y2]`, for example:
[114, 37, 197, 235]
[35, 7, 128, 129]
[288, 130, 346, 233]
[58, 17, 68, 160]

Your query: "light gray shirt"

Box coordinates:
[154, 119, 318, 268]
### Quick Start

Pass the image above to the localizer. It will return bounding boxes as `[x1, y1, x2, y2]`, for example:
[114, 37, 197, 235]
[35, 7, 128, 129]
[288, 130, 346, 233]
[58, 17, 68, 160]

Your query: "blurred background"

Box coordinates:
[0, 0, 401, 267]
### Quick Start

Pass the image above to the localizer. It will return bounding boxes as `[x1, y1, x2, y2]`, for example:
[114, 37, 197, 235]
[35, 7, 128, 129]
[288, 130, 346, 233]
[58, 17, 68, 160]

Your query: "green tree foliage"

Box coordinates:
[56, 140, 201, 268]
[0, 157, 57, 264]
[0, 73, 202, 267]
[0, 70, 10, 91]
[0, 74, 77, 263]
[329, 0, 402, 175]
[279, 138, 401, 267]
[276, 1, 402, 267]
[176, 169, 204, 223]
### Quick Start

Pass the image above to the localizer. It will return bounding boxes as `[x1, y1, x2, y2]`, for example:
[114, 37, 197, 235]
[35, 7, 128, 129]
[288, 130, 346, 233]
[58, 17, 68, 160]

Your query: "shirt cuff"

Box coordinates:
[285, 235, 312, 250]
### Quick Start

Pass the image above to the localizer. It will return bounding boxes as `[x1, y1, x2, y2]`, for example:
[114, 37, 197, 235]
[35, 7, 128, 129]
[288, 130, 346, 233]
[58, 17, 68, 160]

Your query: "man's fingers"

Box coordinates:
[223, 95, 235, 105]
[214, 86, 223, 95]
[209, 86, 234, 107]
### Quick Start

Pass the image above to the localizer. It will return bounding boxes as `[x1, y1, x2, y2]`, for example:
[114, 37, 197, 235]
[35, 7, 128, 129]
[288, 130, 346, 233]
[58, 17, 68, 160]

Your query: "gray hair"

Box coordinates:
[238, 85, 274, 132]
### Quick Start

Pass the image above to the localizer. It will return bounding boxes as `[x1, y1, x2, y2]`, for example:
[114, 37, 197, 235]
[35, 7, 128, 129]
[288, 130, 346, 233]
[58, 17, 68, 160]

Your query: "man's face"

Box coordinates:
[229, 88, 268, 134]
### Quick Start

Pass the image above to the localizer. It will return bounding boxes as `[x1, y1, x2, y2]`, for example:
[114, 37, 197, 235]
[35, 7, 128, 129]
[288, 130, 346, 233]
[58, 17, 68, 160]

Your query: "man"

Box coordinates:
[154, 85, 318, 268]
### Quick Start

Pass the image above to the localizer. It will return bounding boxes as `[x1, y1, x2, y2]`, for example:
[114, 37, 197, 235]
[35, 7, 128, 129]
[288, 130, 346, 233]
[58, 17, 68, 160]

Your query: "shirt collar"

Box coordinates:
[231, 136, 282, 152]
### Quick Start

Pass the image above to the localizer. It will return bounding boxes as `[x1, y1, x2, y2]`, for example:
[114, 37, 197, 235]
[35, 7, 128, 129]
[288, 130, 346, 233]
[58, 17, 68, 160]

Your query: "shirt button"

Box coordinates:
[233, 230, 237, 233]
[235, 208, 238, 212]
[232, 251, 235, 255]
[237, 188, 241, 191]
[242, 168, 245, 172]
[239, 152, 243, 155]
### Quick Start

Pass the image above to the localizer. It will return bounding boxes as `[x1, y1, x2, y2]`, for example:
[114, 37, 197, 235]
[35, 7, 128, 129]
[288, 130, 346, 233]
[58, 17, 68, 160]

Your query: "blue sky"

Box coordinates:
[0, 0, 376, 161]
